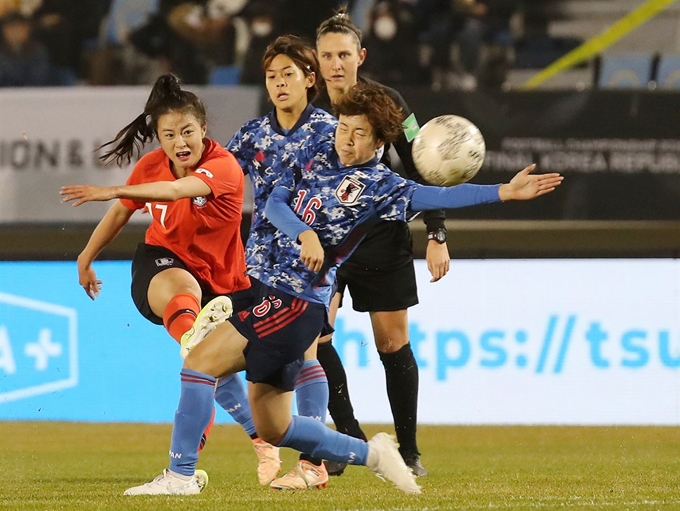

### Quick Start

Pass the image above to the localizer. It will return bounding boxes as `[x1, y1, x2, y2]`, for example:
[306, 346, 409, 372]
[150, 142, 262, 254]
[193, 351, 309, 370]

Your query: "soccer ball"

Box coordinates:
[411, 115, 486, 186]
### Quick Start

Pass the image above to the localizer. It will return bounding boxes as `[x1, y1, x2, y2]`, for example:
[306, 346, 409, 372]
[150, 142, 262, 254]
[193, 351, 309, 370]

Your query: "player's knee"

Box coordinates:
[183, 349, 213, 374]
[376, 337, 409, 353]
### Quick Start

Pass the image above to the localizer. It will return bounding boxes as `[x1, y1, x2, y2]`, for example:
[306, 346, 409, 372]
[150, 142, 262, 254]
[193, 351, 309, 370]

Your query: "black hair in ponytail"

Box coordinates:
[98, 74, 207, 166]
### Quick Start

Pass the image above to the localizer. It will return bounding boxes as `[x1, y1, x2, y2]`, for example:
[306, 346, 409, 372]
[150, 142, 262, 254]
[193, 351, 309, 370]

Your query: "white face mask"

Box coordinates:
[373, 16, 397, 41]
[207, 0, 247, 18]
[251, 21, 273, 38]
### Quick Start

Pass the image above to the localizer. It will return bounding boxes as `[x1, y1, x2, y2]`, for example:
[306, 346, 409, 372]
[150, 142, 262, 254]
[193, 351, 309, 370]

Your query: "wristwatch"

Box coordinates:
[427, 228, 447, 244]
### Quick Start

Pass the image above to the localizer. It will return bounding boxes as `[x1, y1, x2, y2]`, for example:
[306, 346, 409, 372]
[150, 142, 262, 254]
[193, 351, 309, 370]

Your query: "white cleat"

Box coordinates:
[366, 433, 421, 494]
[180, 295, 233, 359]
[270, 460, 329, 490]
[123, 469, 204, 495]
[252, 438, 282, 485]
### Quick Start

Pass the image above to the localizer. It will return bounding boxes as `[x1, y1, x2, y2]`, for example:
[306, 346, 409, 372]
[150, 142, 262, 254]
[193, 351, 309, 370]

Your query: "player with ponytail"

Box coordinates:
[60, 74, 275, 489]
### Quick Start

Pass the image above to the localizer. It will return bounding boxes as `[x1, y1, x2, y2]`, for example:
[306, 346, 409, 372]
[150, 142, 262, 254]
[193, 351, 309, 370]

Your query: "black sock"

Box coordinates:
[317, 340, 367, 441]
[299, 453, 324, 466]
[379, 344, 420, 455]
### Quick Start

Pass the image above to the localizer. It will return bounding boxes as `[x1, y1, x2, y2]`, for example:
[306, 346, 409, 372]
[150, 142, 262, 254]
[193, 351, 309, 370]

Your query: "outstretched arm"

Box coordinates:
[409, 164, 562, 211]
[60, 176, 212, 206]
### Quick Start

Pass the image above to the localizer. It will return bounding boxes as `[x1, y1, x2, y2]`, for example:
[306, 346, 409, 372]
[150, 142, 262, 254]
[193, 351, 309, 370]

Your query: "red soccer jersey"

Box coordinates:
[120, 138, 250, 294]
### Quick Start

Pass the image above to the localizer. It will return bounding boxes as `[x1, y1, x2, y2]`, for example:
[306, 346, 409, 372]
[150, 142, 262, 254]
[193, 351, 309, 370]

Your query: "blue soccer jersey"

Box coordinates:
[264, 150, 503, 306]
[261, 153, 420, 306]
[226, 103, 337, 282]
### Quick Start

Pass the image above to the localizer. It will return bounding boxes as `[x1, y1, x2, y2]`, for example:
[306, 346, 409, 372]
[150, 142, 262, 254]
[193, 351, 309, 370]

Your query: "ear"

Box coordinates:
[201, 125, 207, 137]
[375, 139, 385, 150]
[357, 47, 367, 67]
[306, 71, 316, 88]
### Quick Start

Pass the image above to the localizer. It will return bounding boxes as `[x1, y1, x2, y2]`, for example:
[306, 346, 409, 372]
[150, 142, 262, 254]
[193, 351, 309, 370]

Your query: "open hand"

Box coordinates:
[60, 185, 117, 206]
[499, 164, 563, 201]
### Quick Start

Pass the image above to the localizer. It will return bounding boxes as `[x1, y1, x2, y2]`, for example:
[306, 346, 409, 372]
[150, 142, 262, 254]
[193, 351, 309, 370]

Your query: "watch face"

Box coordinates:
[430, 231, 446, 243]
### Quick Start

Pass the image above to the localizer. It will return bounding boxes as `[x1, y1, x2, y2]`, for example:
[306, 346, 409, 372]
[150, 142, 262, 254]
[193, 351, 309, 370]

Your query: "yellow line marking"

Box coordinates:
[523, 0, 679, 89]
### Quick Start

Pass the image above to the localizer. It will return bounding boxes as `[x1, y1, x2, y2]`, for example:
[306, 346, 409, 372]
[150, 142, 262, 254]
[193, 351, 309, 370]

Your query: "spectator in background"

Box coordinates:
[415, 0, 519, 90]
[32, 0, 109, 80]
[129, 0, 208, 84]
[128, 0, 246, 84]
[413, 0, 457, 89]
[0, 0, 42, 18]
[238, 0, 281, 85]
[455, 0, 519, 88]
[90, 0, 165, 85]
[166, 0, 244, 77]
[361, 1, 426, 86]
[0, 11, 51, 86]
[281, 0, 348, 42]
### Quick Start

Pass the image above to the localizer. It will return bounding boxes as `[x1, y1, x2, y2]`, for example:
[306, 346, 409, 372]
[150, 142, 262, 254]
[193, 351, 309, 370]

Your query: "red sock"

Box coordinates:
[163, 293, 200, 343]
[199, 406, 216, 453]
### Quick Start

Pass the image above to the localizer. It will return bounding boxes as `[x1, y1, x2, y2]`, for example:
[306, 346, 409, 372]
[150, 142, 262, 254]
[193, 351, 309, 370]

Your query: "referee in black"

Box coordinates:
[313, 7, 450, 477]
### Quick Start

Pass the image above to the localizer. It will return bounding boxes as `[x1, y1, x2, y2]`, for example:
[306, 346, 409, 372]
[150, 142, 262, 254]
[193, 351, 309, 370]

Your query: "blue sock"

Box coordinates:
[169, 369, 216, 476]
[214, 373, 257, 437]
[279, 415, 368, 466]
[295, 359, 329, 423]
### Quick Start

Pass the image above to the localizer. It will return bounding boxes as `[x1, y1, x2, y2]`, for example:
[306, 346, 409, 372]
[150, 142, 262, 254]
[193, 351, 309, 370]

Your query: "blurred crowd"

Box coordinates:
[0, 0, 525, 90]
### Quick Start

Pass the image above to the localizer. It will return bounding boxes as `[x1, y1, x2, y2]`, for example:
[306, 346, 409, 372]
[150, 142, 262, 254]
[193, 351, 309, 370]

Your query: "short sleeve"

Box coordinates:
[192, 151, 243, 198]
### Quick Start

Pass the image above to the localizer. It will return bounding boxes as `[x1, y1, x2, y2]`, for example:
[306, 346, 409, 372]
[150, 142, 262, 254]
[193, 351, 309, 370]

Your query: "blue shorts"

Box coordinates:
[229, 279, 329, 391]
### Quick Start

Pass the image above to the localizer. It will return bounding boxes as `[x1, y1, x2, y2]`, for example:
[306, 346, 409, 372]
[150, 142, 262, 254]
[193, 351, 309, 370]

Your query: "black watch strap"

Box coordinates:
[428, 228, 447, 244]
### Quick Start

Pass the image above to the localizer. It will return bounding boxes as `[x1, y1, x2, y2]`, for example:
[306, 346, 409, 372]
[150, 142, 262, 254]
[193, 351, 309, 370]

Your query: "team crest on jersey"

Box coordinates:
[195, 168, 214, 178]
[335, 176, 365, 204]
[155, 257, 174, 267]
[193, 196, 208, 207]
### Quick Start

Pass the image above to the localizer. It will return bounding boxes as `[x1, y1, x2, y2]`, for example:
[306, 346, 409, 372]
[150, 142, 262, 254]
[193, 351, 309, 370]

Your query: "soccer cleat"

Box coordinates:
[195, 469, 209, 491]
[180, 295, 233, 359]
[324, 459, 347, 476]
[366, 433, 421, 494]
[270, 460, 329, 490]
[123, 469, 203, 495]
[402, 451, 429, 477]
[252, 438, 282, 485]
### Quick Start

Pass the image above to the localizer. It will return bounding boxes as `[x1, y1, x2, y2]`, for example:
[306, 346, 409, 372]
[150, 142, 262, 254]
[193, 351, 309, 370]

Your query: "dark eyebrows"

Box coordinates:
[266, 64, 296, 73]
[160, 123, 194, 133]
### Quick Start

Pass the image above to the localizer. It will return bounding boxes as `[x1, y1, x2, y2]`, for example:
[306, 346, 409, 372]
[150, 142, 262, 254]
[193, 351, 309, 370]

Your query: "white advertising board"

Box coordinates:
[0, 87, 260, 223]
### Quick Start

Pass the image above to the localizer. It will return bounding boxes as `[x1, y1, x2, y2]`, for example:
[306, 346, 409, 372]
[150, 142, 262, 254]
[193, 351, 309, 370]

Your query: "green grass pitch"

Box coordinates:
[1, 422, 679, 510]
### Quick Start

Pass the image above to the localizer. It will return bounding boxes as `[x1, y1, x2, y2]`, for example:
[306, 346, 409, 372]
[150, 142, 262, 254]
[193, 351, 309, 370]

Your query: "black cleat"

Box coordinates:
[323, 460, 347, 476]
[402, 453, 428, 477]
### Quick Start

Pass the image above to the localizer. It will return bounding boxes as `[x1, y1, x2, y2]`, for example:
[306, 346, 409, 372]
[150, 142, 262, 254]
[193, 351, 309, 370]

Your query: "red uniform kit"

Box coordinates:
[121, 138, 250, 294]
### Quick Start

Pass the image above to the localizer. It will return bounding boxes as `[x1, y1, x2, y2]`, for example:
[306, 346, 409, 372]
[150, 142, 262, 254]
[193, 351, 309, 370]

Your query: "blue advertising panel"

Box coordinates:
[0, 261, 238, 423]
[2, 260, 680, 425]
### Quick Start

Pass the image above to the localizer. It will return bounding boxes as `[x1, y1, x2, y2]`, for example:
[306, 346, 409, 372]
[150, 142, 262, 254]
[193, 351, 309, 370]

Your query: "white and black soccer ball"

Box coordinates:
[411, 114, 486, 186]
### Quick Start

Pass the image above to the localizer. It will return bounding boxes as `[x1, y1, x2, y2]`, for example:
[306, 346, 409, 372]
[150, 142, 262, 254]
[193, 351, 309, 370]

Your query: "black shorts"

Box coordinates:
[229, 279, 330, 391]
[131, 243, 220, 325]
[336, 221, 419, 312]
